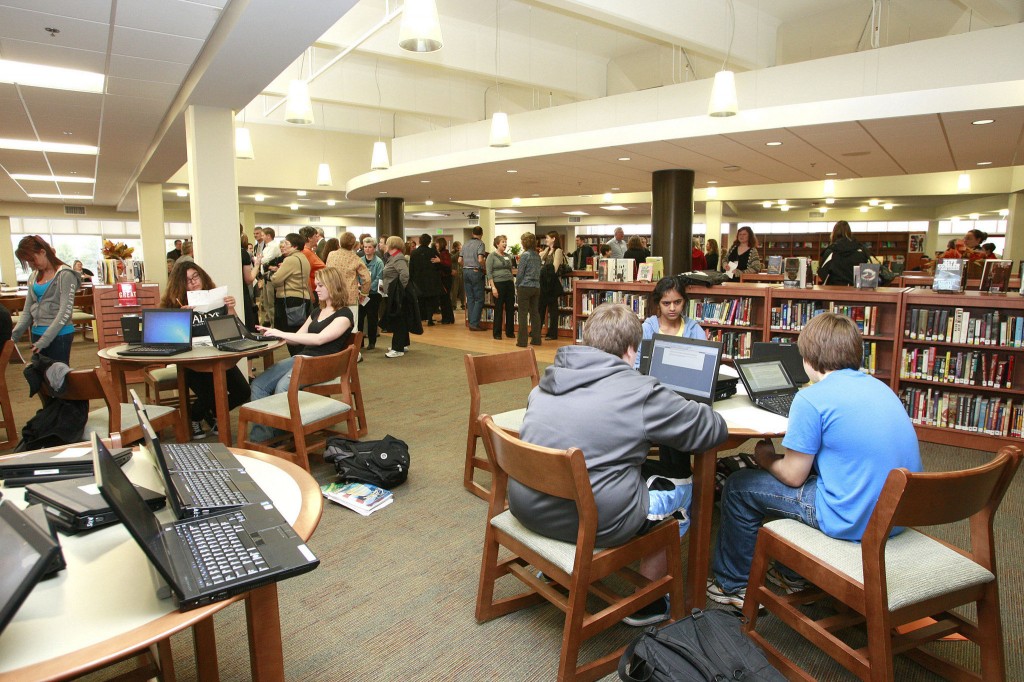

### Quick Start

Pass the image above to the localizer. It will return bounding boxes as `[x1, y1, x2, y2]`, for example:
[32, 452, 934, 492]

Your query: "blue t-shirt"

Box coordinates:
[782, 368, 921, 541]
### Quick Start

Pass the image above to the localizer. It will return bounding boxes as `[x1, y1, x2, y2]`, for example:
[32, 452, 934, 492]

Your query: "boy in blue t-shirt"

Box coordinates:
[708, 312, 921, 608]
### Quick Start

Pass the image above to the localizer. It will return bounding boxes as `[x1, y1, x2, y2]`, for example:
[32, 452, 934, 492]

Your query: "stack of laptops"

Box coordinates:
[117, 309, 193, 357]
[205, 315, 268, 353]
[0, 497, 61, 634]
[638, 335, 734, 405]
[0, 445, 132, 486]
[24, 476, 166, 534]
[130, 390, 270, 518]
[733, 358, 800, 417]
[92, 434, 320, 611]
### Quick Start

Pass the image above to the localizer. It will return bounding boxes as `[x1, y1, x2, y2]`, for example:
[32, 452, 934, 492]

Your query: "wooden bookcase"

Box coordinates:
[761, 231, 909, 268]
[573, 279, 655, 341]
[479, 270, 596, 338]
[895, 288, 1023, 451]
[93, 283, 161, 382]
[685, 282, 772, 361]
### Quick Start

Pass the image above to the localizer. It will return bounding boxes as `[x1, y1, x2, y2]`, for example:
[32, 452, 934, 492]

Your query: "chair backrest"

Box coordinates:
[291, 346, 353, 395]
[343, 331, 363, 353]
[54, 368, 122, 427]
[465, 348, 540, 420]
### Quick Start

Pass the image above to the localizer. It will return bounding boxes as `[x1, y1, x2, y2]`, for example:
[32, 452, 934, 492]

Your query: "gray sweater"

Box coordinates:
[12, 265, 81, 350]
[510, 345, 727, 546]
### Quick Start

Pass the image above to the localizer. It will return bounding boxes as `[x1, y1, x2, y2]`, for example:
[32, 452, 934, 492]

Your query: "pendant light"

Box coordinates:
[489, 0, 511, 147]
[316, 104, 332, 186]
[399, 0, 443, 53]
[957, 172, 971, 193]
[370, 59, 391, 170]
[708, 0, 738, 117]
[285, 51, 314, 125]
[234, 110, 254, 159]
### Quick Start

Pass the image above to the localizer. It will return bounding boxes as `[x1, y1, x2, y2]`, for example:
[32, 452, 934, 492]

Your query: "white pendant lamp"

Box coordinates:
[399, 0, 443, 53]
[957, 172, 971, 193]
[234, 126, 254, 159]
[285, 79, 313, 125]
[489, 112, 511, 148]
[371, 141, 390, 170]
[707, 0, 738, 117]
[316, 162, 332, 187]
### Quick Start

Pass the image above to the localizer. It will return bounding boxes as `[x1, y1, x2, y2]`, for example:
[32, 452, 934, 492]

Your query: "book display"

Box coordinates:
[933, 258, 967, 293]
[762, 230, 910, 266]
[979, 259, 1013, 293]
[854, 263, 881, 289]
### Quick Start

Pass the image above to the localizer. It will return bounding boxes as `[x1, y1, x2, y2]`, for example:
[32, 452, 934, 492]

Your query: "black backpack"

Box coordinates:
[324, 435, 410, 489]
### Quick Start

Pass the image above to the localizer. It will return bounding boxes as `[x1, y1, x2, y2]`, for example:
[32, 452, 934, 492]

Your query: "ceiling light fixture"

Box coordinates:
[869, 199, 880, 206]
[316, 104, 332, 186]
[706, 180, 717, 184]
[825, 197, 835, 205]
[883, 203, 894, 210]
[969, 213, 980, 220]
[765, 141, 782, 147]
[825, 172, 838, 177]
[780, 205, 790, 212]
[370, 59, 390, 170]
[511, 197, 522, 205]
[495, 208, 521, 214]
[420, 179, 431, 183]
[761, 201, 772, 208]
[998, 209, 1008, 217]
[506, 169, 517, 173]
[601, 205, 628, 211]
[706, 186, 718, 199]
[290, 203, 299, 210]
[707, 0, 738, 117]
[176, 189, 188, 197]
[957, 172, 971, 193]
[425, 199, 434, 206]
[10, 173, 94, 183]
[234, 109, 254, 160]
[0, 58, 103, 93]
[777, 199, 787, 205]
[618, 157, 631, 162]
[27, 193, 93, 200]
[823, 179, 835, 196]
[284, 51, 314, 125]
[489, 0, 511, 148]
[326, 199, 336, 207]
[971, 119, 994, 125]
[603, 192, 614, 202]
[563, 211, 589, 216]
[254, 193, 265, 202]
[860, 205, 869, 213]
[0, 138, 97, 155]
[398, 0, 443, 52]
[977, 161, 992, 166]
[297, 190, 307, 197]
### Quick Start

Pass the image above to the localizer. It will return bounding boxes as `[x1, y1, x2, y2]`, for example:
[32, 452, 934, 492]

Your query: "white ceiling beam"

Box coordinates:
[954, 0, 1024, 25]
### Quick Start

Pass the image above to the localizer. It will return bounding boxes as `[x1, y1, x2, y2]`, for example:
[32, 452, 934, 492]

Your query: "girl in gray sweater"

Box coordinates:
[12, 235, 81, 364]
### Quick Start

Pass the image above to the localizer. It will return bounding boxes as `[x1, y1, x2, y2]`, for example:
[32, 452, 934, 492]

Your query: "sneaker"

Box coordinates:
[622, 596, 670, 627]
[205, 416, 219, 438]
[706, 578, 746, 609]
[766, 566, 809, 594]
[190, 420, 207, 440]
[385, 349, 405, 358]
[357, 352, 363, 363]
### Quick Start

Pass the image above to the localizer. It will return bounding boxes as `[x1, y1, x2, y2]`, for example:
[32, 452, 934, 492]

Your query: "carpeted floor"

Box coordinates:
[3, 339, 1022, 681]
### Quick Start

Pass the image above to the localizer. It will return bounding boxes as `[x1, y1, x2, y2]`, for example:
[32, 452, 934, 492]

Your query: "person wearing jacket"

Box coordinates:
[381, 236, 411, 358]
[270, 233, 312, 355]
[511, 303, 728, 626]
[358, 236, 384, 350]
[634, 276, 706, 370]
[12, 235, 81, 364]
[514, 232, 543, 347]
[817, 220, 869, 286]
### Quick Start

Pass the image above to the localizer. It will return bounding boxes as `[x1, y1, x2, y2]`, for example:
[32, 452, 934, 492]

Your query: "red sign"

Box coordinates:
[117, 281, 138, 307]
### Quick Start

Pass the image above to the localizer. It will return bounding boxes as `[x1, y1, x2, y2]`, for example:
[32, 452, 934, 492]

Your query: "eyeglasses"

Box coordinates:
[186, 273, 202, 284]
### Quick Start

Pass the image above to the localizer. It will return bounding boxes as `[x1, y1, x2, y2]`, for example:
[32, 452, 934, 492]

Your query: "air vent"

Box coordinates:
[808, 210, 825, 218]
[64, 205, 86, 215]
[568, 216, 582, 223]
[307, 216, 320, 223]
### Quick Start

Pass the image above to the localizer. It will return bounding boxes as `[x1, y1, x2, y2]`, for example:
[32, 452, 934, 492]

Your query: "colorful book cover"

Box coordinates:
[979, 259, 1013, 293]
[321, 482, 394, 516]
[932, 258, 966, 293]
[646, 257, 664, 281]
[116, 281, 138, 307]
[766, 255, 784, 275]
[636, 263, 654, 282]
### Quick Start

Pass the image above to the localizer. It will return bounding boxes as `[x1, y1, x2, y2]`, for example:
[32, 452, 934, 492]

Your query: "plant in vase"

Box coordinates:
[509, 243, 522, 263]
[100, 240, 135, 283]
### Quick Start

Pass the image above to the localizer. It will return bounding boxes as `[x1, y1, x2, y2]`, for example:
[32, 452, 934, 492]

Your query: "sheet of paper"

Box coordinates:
[186, 285, 228, 313]
[54, 447, 91, 459]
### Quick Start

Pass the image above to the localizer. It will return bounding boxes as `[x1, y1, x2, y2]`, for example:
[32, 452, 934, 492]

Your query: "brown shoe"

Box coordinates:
[468, 325, 484, 332]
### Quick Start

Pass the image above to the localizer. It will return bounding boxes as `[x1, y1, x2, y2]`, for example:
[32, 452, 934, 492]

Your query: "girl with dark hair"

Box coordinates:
[817, 220, 870, 286]
[724, 226, 762, 278]
[963, 228, 990, 277]
[539, 231, 566, 340]
[633, 276, 706, 370]
[12, 235, 81, 364]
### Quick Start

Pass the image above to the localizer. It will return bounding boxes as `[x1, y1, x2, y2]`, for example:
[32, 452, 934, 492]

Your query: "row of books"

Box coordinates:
[768, 302, 879, 334]
[321, 482, 393, 516]
[904, 307, 1023, 347]
[829, 304, 880, 335]
[862, 341, 878, 375]
[687, 297, 756, 326]
[900, 387, 1022, 438]
[580, 292, 648, 317]
[705, 329, 754, 359]
[899, 348, 1015, 388]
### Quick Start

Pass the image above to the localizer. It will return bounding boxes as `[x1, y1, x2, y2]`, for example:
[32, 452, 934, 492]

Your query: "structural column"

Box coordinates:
[480, 210, 495, 252]
[652, 170, 695, 275]
[0, 216, 16, 286]
[136, 183, 168, 291]
[376, 197, 404, 239]
[704, 200, 723, 269]
[1003, 191, 1023, 264]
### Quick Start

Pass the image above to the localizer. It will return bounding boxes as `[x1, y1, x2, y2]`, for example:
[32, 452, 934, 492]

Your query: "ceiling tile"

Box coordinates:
[0, 38, 106, 72]
[0, 9, 109, 54]
[105, 76, 178, 101]
[860, 115, 954, 175]
[110, 25, 202, 64]
[114, 0, 221, 41]
[107, 54, 190, 83]
[0, 1, 113, 24]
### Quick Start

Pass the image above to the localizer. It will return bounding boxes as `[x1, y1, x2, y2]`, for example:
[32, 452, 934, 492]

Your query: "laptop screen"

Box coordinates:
[205, 315, 241, 343]
[142, 309, 192, 344]
[643, 334, 722, 403]
[740, 360, 793, 393]
[0, 500, 57, 634]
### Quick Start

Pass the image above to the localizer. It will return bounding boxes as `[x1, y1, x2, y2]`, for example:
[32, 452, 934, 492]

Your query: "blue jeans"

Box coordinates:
[32, 331, 73, 366]
[246, 356, 296, 443]
[464, 269, 485, 327]
[711, 468, 819, 592]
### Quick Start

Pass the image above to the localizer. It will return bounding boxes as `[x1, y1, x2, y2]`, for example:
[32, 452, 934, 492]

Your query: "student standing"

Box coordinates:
[381, 236, 411, 358]
[514, 232, 543, 347]
[358, 237, 384, 350]
[12, 235, 81, 365]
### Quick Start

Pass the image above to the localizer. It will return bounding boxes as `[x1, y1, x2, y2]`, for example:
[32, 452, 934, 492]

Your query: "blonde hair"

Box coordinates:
[797, 312, 862, 373]
[315, 266, 349, 307]
[582, 303, 642, 358]
[385, 236, 405, 252]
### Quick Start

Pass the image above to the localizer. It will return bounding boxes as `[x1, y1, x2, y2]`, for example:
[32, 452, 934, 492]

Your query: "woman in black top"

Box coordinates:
[704, 238, 719, 271]
[818, 220, 870, 286]
[724, 226, 762, 278]
[247, 267, 354, 442]
[623, 235, 648, 264]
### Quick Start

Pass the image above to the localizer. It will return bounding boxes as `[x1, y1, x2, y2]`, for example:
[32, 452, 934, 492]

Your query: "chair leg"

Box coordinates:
[975, 582, 1006, 681]
[743, 535, 772, 630]
[556, 578, 589, 682]
[293, 429, 312, 473]
[464, 430, 490, 500]
[475, 531, 502, 622]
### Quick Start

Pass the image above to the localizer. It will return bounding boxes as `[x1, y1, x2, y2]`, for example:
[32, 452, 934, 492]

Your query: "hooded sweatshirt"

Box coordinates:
[510, 345, 727, 546]
[818, 237, 870, 286]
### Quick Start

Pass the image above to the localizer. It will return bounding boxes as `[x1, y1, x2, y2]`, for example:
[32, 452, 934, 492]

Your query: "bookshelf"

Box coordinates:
[761, 231, 909, 268]
[576, 234, 651, 250]
[573, 280, 654, 341]
[895, 289, 1024, 450]
[478, 270, 596, 338]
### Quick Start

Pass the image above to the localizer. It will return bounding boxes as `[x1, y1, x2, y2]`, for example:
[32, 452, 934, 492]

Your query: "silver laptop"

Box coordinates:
[205, 315, 267, 353]
[733, 358, 799, 417]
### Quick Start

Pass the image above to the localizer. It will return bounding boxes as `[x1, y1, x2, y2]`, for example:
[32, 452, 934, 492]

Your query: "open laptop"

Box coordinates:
[638, 334, 724, 405]
[751, 341, 810, 385]
[0, 497, 61, 634]
[130, 390, 270, 518]
[92, 434, 320, 612]
[733, 358, 799, 417]
[117, 309, 193, 357]
[0, 445, 132, 486]
[205, 315, 268, 353]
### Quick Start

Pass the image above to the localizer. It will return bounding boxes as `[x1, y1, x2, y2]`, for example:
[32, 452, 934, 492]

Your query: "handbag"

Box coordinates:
[285, 299, 308, 327]
[618, 608, 786, 681]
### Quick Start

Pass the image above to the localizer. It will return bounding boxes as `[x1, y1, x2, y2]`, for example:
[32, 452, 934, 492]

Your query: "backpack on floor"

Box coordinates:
[324, 435, 410, 488]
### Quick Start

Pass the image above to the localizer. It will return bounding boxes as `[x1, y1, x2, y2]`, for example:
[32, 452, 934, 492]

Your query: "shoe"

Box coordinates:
[205, 416, 219, 438]
[766, 566, 809, 594]
[493, 335, 502, 341]
[468, 325, 484, 332]
[358, 352, 363, 363]
[622, 596, 670, 627]
[530, 341, 542, 346]
[366, 343, 375, 350]
[427, 320, 435, 326]
[190, 420, 207, 440]
[706, 578, 746, 609]
[516, 342, 527, 348]
[385, 349, 405, 358]
[545, 335, 559, 340]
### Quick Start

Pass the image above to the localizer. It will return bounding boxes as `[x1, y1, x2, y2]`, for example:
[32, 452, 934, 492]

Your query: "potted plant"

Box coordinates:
[509, 243, 522, 263]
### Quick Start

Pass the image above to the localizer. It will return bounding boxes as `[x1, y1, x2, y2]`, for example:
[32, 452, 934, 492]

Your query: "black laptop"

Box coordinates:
[751, 341, 809, 385]
[92, 434, 319, 612]
[733, 358, 800, 417]
[0, 445, 132, 486]
[0, 497, 61, 634]
[131, 390, 271, 518]
[205, 315, 268, 353]
[24, 475, 166, 534]
[117, 309, 193, 357]
[638, 334, 725, 405]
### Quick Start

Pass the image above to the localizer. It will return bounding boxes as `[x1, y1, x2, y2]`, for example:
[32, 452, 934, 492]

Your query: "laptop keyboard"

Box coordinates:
[756, 394, 794, 417]
[178, 469, 248, 507]
[219, 339, 265, 352]
[124, 345, 179, 354]
[166, 442, 229, 470]
[176, 511, 270, 587]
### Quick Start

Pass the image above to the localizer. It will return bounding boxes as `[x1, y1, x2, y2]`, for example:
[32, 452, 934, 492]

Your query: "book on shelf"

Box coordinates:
[900, 386, 1022, 438]
[854, 263, 881, 289]
[646, 257, 664, 281]
[765, 255, 784, 275]
[782, 257, 809, 288]
[116, 281, 138, 307]
[932, 258, 967, 293]
[979, 259, 1013, 293]
[321, 482, 394, 516]
[900, 347, 1015, 388]
[636, 263, 654, 282]
[613, 258, 635, 283]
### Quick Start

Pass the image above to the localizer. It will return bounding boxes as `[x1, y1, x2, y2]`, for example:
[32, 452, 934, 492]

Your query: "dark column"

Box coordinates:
[651, 169, 695, 275]
[376, 197, 404, 237]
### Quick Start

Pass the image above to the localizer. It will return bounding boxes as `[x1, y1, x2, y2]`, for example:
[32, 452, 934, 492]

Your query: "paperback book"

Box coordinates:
[854, 263, 881, 289]
[932, 258, 967, 293]
[782, 257, 809, 288]
[636, 263, 654, 282]
[321, 482, 394, 516]
[766, 255, 784, 275]
[979, 259, 1013, 293]
[646, 257, 664, 281]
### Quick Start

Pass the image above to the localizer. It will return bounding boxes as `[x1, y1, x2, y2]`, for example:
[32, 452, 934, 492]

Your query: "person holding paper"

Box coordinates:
[723, 226, 762, 279]
[161, 262, 251, 440]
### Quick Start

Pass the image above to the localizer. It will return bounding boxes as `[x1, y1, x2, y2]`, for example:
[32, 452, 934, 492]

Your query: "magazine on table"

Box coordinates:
[321, 482, 394, 516]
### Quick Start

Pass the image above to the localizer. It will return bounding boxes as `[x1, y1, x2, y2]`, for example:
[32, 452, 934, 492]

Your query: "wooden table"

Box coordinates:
[0, 445, 323, 681]
[98, 342, 284, 446]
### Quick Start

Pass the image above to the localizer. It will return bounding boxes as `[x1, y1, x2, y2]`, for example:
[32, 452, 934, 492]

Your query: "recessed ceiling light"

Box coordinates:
[326, 199, 336, 207]
[777, 199, 787, 205]
[420, 179, 430, 183]
[722, 165, 740, 172]
[563, 211, 589, 216]
[825, 172, 838, 177]
[10, 173, 94, 183]
[601, 205, 628, 211]
[511, 197, 522, 205]
[706, 180, 718, 184]
[425, 199, 434, 206]
[531, 193, 540, 197]
[296, 190, 307, 197]
[969, 213, 980, 220]
[495, 208, 521, 214]
[617, 157, 631, 162]
[506, 169, 517, 173]
[869, 199, 880, 206]
[825, 197, 835, 205]
[780, 205, 790, 212]
[416, 212, 446, 218]
[762, 201, 772, 208]
[63, 131, 73, 136]
[976, 161, 992, 166]
[254, 193, 265, 202]
[611, 187, 620, 191]
[765, 141, 782, 147]
[883, 203, 894, 210]
[998, 209, 1008, 217]
[0, 138, 98, 155]
[27, 193, 93, 199]
[290, 203, 298, 210]
[706, 186, 718, 199]
[972, 119, 994, 125]
[602, 193, 613, 202]
[0, 58, 104, 93]
[379, 191, 387, 194]
[860, 205, 869, 213]
[176, 189, 188, 197]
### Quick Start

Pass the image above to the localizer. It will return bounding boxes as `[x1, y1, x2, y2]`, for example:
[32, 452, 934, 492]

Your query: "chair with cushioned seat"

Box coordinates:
[236, 347, 356, 473]
[464, 347, 539, 500]
[742, 445, 1022, 682]
[0, 340, 17, 449]
[475, 414, 685, 682]
[306, 332, 366, 437]
[144, 364, 180, 406]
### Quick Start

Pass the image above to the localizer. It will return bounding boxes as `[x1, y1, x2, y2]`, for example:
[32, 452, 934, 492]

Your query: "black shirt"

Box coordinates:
[298, 307, 353, 357]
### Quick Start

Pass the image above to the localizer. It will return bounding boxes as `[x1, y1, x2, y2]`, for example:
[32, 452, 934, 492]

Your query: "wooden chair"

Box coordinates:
[464, 347, 539, 500]
[743, 445, 1022, 682]
[0, 340, 17, 449]
[475, 414, 685, 682]
[236, 347, 356, 473]
[58, 367, 183, 445]
[144, 364, 180, 406]
[307, 332, 367, 436]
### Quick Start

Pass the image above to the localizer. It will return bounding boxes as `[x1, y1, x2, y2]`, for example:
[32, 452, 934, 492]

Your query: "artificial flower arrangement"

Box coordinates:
[101, 240, 135, 259]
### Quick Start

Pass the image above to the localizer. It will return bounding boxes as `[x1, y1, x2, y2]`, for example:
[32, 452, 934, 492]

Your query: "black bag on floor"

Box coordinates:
[618, 608, 785, 682]
[324, 435, 410, 488]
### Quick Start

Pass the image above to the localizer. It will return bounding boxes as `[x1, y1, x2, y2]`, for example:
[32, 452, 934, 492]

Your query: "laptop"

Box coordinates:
[638, 334, 724, 405]
[130, 390, 271, 518]
[205, 315, 268, 353]
[733, 358, 800, 417]
[751, 341, 809, 385]
[0, 445, 132, 486]
[117, 309, 193, 357]
[92, 434, 320, 612]
[24, 476, 166, 534]
[0, 497, 61, 634]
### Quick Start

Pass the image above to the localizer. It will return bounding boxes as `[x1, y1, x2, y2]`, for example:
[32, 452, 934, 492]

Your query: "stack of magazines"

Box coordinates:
[321, 482, 394, 516]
